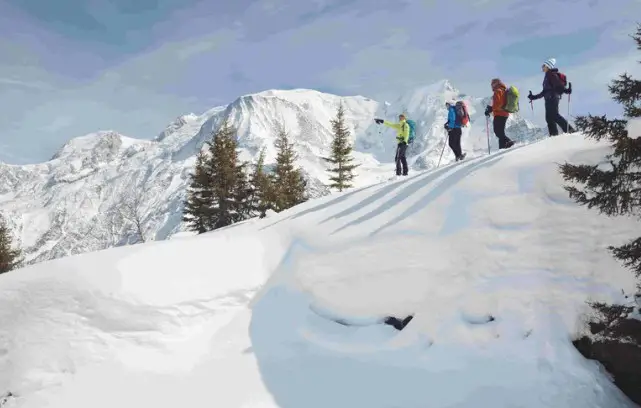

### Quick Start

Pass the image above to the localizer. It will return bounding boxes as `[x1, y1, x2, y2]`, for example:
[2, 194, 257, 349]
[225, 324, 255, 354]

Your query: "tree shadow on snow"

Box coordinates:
[292, 183, 379, 220]
[258, 184, 379, 231]
[369, 152, 510, 235]
[330, 150, 511, 236]
[321, 166, 452, 225]
[320, 178, 406, 224]
[331, 165, 455, 234]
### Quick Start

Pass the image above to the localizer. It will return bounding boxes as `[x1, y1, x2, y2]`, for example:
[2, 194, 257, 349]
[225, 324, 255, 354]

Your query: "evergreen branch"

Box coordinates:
[609, 237, 641, 279]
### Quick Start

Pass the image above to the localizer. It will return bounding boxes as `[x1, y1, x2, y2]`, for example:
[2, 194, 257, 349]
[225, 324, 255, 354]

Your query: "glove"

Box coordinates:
[444, 121, 450, 130]
[527, 91, 534, 101]
[374, 118, 384, 124]
[564, 84, 572, 94]
[484, 105, 492, 117]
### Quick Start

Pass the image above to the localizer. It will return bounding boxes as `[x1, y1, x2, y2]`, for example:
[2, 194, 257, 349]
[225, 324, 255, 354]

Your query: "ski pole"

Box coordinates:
[437, 131, 447, 168]
[567, 82, 572, 118]
[486, 117, 491, 155]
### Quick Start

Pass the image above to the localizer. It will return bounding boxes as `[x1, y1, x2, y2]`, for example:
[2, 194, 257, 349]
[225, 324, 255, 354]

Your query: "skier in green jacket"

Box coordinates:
[375, 114, 409, 176]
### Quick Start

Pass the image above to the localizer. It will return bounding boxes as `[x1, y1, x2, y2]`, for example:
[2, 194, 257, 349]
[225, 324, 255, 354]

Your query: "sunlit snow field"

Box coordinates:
[0, 133, 638, 408]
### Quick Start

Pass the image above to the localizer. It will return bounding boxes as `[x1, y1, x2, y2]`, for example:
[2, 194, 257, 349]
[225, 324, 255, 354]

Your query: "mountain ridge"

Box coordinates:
[0, 80, 547, 264]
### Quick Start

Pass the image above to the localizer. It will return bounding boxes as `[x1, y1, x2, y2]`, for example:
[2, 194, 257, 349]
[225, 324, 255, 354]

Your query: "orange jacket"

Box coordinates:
[491, 82, 509, 117]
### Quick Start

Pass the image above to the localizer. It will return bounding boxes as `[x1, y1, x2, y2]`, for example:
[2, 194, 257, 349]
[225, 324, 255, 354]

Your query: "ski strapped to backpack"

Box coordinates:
[502, 85, 520, 113]
[454, 101, 470, 127]
[405, 119, 416, 144]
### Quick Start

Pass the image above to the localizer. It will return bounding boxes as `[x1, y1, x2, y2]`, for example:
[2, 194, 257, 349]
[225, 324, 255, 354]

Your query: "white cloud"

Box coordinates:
[172, 30, 240, 61]
[0, 77, 53, 90]
[563, 52, 641, 93]
[39, 115, 74, 133]
[321, 27, 442, 98]
[0, 61, 207, 164]
[0, 26, 247, 164]
[1, 0, 640, 164]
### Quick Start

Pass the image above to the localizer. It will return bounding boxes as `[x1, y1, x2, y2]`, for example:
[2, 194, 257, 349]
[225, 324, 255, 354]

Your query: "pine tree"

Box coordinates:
[206, 120, 251, 229]
[272, 125, 308, 212]
[233, 160, 253, 221]
[559, 24, 641, 405]
[182, 120, 251, 232]
[324, 103, 359, 192]
[0, 214, 22, 274]
[183, 150, 213, 233]
[248, 147, 273, 218]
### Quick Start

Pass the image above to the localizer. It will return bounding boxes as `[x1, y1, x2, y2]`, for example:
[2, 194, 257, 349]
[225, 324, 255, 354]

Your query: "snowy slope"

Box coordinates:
[0, 133, 638, 408]
[0, 81, 545, 264]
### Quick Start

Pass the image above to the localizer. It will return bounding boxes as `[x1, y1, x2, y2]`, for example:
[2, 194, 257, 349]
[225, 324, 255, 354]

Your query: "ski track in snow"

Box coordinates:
[0, 133, 639, 408]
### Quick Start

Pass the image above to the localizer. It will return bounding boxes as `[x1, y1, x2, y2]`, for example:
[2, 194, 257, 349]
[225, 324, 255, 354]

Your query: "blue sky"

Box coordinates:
[1, 0, 640, 164]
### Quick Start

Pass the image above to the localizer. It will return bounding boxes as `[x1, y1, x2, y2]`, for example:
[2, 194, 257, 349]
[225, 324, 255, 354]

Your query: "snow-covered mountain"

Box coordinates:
[0, 134, 638, 408]
[0, 80, 546, 264]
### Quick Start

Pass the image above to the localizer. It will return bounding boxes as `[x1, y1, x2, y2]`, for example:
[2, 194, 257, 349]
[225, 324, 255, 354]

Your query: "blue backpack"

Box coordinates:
[405, 119, 416, 144]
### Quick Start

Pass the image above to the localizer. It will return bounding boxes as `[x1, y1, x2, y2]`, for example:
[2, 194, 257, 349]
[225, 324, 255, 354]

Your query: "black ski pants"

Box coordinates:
[493, 116, 513, 148]
[447, 128, 463, 158]
[395, 142, 408, 176]
[544, 97, 572, 136]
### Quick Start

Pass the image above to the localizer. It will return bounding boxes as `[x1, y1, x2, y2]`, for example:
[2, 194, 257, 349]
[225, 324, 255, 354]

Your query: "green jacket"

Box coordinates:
[383, 120, 410, 143]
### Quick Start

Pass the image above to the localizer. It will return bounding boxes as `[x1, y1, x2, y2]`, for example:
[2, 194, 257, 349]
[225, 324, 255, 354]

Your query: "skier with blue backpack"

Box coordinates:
[374, 113, 416, 176]
[444, 100, 469, 161]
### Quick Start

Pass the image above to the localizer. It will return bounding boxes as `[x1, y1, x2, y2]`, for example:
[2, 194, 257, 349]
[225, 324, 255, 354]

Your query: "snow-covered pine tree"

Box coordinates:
[0, 213, 22, 274]
[560, 23, 641, 405]
[324, 103, 359, 192]
[271, 125, 308, 212]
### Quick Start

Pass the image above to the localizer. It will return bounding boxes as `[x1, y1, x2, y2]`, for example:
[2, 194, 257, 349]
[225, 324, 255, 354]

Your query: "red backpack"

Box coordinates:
[454, 101, 470, 127]
[557, 72, 567, 87]
[552, 71, 568, 94]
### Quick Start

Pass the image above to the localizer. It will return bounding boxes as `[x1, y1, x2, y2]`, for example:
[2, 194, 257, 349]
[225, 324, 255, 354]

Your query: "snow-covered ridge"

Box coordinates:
[0, 80, 546, 264]
[0, 134, 637, 407]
